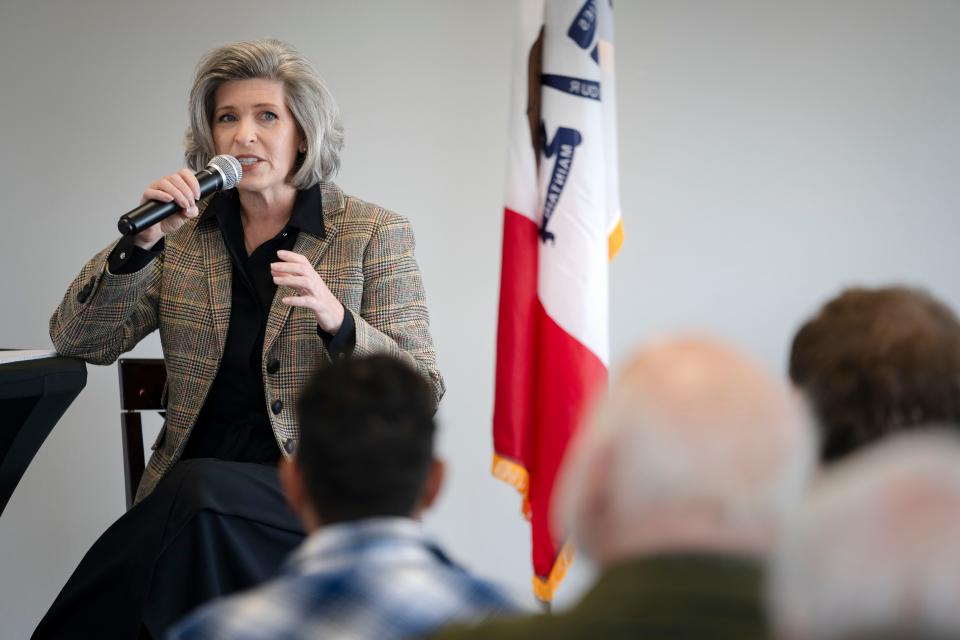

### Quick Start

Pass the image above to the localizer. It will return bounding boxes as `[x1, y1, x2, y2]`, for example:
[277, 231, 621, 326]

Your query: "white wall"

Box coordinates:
[2, 1, 959, 637]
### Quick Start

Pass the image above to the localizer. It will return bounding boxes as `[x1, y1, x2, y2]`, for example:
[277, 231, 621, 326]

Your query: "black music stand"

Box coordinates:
[0, 353, 87, 516]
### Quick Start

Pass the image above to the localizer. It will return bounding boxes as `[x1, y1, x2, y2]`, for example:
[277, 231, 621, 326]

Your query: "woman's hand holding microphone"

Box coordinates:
[133, 169, 203, 250]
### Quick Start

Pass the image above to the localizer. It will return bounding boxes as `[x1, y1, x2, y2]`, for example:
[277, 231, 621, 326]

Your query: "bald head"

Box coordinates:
[616, 337, 799, 455]
[555, 336, 816, 565]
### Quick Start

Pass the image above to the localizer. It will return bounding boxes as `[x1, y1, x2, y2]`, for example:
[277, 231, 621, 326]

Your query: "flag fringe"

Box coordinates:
[493, 453, 576, 602]
[608, 217, 624, 260]
[491, 453, 533, 520]
[533, 539, 575, 602]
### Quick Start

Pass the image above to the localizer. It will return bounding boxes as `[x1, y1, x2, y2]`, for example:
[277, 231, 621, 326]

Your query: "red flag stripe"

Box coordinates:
[493, 207, 608, 600]
[493, 208, 538, 468]
[528, 297, 607, 591]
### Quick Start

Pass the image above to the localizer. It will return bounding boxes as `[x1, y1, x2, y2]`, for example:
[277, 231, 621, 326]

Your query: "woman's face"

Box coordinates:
[211, 78, 303, 198]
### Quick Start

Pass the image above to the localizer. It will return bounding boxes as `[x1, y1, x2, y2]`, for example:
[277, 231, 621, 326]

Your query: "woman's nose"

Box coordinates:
[235, 118, 257, 144]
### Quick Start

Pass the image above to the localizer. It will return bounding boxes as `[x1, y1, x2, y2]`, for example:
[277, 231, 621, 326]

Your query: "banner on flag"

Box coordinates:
[493, 0, 622, 601]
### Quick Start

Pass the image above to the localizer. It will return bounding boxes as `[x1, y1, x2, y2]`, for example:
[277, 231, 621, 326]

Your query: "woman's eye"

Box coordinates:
[262, 111, 278, 121]
[217, 113, 237, 123]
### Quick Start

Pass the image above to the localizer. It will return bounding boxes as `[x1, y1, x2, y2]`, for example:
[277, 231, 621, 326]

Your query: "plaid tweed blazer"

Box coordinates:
[50, 182, 444, 502]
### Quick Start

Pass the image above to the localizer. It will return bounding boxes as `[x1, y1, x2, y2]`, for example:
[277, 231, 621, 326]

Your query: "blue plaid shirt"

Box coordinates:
[166, 518, 518, 640]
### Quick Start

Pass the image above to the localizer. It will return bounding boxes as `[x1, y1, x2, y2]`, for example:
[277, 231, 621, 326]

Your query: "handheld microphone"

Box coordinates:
[117, 155, 243, 236]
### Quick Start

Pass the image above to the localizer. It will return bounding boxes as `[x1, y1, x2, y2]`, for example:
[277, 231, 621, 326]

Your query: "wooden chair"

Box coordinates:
[117, 358, 166, 509]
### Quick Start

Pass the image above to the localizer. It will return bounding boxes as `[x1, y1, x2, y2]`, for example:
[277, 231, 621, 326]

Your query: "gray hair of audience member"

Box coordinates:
[553, 336, 817, 564]
[770, 430, 960, 640]
[185, 38, 344, 187]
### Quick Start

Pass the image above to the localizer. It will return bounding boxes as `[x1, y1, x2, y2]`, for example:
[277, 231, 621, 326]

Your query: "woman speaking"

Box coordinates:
[37, 39, 443, 638]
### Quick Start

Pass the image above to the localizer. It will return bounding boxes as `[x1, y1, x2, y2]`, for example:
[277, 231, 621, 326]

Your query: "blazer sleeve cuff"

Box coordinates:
[317, 308, 356, 359]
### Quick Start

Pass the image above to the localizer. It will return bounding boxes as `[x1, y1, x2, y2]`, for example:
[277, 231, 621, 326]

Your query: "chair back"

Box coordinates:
[118, 358, 166, 509]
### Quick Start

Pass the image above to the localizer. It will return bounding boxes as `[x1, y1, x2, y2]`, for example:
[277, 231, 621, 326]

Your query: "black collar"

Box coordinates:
[203, 183, 326, 239]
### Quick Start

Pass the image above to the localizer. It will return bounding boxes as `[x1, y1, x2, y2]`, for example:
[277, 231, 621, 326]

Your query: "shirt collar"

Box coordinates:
[287, 517, 437, 573]
[202, 183, 326, 238]
[287, 184, 325, 237]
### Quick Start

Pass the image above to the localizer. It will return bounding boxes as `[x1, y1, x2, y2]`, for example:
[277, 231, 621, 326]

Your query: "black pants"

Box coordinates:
[33, 459, 305, 639]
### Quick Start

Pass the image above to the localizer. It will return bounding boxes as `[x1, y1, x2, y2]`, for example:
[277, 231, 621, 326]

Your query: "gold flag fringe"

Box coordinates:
[608, 218, 624, 260]
[533, 539, 575, 602]
[492, 453, 575, 601]
[492, 453, 532, 519]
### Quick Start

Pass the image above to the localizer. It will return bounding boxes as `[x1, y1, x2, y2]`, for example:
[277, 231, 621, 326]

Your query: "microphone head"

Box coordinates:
[206, 154, 243, 189]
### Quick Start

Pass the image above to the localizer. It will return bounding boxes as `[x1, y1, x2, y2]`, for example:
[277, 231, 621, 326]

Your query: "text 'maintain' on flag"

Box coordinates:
[493, 0, 622, 601]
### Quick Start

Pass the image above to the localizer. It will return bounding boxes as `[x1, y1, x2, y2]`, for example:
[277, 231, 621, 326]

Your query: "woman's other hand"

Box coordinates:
[133, 169, 203, 250]
[271, 249, 345, 334]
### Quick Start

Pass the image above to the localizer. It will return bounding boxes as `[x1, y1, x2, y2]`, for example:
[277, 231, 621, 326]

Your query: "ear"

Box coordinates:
[580, 440, 616, 527]
[297, 128, 307, 154]
[413, 459, 446, 517]
[279, 456, 306, 518]
[281, 456, 323, 531]
[559, 437, 616, 550]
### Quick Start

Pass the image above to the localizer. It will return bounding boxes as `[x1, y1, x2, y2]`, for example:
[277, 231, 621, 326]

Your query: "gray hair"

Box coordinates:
[555, 336, 817, 559]
[185, 38, 344, 187]
[770, 430, 960, 640]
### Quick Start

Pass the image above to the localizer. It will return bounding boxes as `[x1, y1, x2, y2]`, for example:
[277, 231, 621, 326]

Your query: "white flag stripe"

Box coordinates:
[536, 0, 615, 365]
[503, 0, 546, 221]
[598, 23, 622, 237]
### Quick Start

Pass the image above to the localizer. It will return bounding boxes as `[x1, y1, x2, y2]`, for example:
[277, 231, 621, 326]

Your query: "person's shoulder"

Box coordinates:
[403, 553, 523, 618]
[322, 182, 411, 231]
[429, 612, 559, 640]
[167, 575, 306, 640]
[455, 573, 521, 611]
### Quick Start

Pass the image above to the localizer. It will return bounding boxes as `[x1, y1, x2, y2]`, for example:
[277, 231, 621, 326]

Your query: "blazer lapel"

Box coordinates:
[263, 182, 345, 355]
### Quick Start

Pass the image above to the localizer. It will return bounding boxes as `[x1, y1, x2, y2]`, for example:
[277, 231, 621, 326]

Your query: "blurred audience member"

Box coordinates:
[770, 430, 960, 640]
[169, 355, 516, 640]
[790, 286, 960, 461]
[434, 336, 816, 639]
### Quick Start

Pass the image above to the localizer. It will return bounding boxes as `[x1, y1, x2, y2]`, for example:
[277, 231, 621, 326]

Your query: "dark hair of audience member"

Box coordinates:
[295, 355, 437, 523]
[789, 286, 960, 462]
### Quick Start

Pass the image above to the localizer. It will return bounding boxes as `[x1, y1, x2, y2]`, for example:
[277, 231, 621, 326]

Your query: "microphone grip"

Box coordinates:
[117, 169, 224, 236]
[117, 200, 180, 236]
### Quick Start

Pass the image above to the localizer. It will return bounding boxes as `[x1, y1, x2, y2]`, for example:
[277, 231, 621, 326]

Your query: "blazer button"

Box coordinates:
[267, 359, 280, 374]
[271, 399, 283, 415]
[283, 438, 296, 454]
